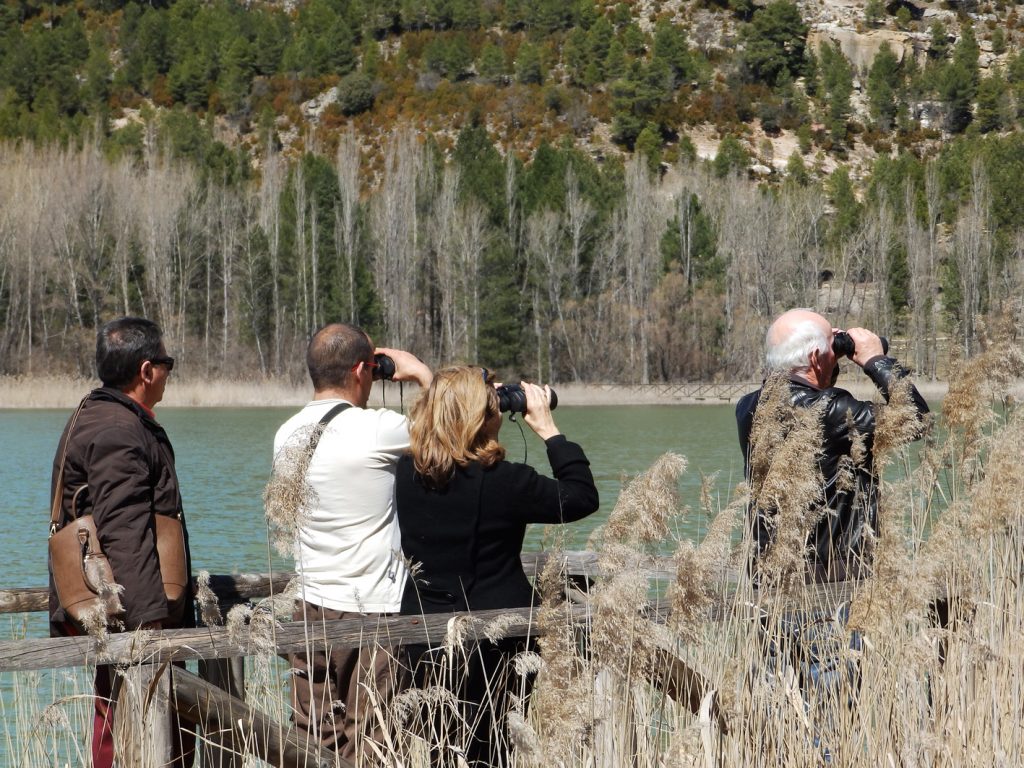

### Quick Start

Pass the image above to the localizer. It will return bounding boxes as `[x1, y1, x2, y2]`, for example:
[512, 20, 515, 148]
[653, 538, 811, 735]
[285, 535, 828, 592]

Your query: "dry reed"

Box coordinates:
[263, 426, 321, 558]
[747, 372, 826, 591]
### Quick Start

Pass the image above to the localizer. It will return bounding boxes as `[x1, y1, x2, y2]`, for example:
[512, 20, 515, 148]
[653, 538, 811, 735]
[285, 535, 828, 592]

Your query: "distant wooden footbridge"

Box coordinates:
[624, 382, 760, 402]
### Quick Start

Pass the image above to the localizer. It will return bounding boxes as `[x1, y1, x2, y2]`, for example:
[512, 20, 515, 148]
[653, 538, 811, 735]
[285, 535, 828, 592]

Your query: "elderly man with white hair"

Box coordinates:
[736, 309, 929, 583]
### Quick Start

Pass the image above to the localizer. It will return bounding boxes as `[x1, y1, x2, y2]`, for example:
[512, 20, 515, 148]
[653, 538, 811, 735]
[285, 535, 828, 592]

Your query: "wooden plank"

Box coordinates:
[0, 579, 907, 674]
[0, 587, 48, 615]
[0, 572, 300, 616]
[171, 666, 344, 768]
[0, 605, 585, 672]
[0, 551, 626, 616]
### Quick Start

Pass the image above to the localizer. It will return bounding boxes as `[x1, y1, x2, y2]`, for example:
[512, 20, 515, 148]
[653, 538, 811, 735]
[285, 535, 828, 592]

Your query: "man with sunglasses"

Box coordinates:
[48, 316, 194, 768]
[272, 322, 431, 763]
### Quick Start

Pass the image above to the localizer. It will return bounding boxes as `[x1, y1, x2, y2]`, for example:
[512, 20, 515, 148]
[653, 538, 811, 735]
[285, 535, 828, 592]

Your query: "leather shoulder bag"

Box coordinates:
[48, 396, 189, 627]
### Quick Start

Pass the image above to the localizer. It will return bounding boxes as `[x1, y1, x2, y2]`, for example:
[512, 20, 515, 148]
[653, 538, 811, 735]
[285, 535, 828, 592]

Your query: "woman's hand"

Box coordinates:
[523, 382, 560, 441]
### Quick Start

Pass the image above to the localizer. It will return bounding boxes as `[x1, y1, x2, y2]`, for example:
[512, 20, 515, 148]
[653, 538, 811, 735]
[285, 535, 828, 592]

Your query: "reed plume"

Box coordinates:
[529, 545, 594, 765]
[965, 411, 1024, 536]
[671, 486, 742, 642]
[263, 425, 321, 557]
[943, 314, 1024, 486]
[602, 452, 688, 554]
[848, 493, 919, 633]
[747, 372, 825, 590]
[590, 453, 689, 685]
[483, 613, 524, 645]
[194, 570, 223, 627]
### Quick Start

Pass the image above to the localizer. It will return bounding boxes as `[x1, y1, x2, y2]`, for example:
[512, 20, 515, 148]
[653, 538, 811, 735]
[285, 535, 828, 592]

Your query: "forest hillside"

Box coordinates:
[1, 0, 1022, 382]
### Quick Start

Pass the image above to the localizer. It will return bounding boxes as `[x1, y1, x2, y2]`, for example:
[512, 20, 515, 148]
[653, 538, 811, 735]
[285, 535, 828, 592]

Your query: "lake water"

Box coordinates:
[0, 404, 744, 596]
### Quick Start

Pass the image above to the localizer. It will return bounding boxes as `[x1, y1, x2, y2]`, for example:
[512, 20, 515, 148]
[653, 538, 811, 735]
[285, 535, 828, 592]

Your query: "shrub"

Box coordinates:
[336, 71, 375, 115]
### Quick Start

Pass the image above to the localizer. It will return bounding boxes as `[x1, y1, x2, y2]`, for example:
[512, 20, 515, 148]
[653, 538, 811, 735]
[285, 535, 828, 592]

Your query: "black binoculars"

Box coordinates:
[373, 353, 397, 381]
[373, 354, 557, 414]
[495, 383, 558, 414]
[832, 331, 889, 359]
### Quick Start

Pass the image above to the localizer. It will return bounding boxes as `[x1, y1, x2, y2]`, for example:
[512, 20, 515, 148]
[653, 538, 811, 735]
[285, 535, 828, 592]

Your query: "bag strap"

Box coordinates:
[308, 402, 352, 454]
[49, 395, 91, 537]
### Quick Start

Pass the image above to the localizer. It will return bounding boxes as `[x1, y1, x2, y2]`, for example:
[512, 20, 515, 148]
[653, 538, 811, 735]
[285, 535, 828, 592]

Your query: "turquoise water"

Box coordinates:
[0, 404, 743, 595]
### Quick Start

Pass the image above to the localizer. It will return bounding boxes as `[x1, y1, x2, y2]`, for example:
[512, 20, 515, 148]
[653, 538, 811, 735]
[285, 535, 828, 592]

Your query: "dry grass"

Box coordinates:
[0, 374, 976, 409]
[6, 335, 1024, 767]
[0, 375, 419, 409]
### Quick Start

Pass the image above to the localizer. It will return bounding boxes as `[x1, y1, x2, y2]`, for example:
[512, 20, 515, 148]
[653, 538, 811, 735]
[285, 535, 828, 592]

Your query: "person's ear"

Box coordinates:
[140, 360, 155, 385]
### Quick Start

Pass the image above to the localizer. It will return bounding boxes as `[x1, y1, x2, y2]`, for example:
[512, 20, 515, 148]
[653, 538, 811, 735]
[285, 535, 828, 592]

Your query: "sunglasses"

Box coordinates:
[150, 356, 175, 371]
[352, 359, 379, 372]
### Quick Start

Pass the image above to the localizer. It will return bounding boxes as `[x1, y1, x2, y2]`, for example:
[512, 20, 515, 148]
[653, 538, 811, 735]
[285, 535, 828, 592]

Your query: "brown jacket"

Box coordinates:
[49, 388, 193, 634]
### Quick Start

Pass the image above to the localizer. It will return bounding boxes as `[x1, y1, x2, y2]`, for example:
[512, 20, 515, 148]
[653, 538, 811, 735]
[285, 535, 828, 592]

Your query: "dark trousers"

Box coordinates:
[405, 637, 536, 768]
[290, 602, 407, 763]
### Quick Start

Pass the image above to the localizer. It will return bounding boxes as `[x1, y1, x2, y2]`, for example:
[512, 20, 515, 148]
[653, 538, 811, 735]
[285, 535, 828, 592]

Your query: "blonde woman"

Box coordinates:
[396, 366, 599, 765]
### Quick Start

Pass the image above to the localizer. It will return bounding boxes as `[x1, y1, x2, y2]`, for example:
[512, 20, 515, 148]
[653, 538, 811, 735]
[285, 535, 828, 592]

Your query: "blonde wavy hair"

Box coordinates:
[409, 366, 506, 489]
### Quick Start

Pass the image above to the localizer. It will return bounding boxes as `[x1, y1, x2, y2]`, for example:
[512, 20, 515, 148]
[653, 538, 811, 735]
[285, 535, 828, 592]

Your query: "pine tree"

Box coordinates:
[713, 134, 749, 177]
[827, 165, 860, 245]
[867, 44, 900, 132]
[742, 0, 807, 88]
[819, 42, 853, 142]
[477, 43, 507, 84]
[635, 123, 662, 174]
[515, 42, 543, 85]
[975, 72, 1008, 134]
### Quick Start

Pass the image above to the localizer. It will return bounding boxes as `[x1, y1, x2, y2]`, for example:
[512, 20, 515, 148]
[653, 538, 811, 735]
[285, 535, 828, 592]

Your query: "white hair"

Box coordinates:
[765, 318, 830, 372]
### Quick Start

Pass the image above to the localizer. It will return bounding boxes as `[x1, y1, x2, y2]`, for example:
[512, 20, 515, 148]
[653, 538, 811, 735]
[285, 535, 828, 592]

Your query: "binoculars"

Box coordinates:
[832, 331, 889, 359]
[373, 354, 557, 414]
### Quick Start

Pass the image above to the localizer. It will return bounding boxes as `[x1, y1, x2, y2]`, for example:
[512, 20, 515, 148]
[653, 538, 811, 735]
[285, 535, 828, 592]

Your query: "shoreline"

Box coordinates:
[0, 375, 963, 409]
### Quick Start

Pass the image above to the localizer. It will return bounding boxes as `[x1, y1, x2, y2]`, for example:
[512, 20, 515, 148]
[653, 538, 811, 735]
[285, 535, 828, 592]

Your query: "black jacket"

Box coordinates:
[736, 356, 928, 582]
[49, 388, 194, 633]
[395, 435, 599, 615]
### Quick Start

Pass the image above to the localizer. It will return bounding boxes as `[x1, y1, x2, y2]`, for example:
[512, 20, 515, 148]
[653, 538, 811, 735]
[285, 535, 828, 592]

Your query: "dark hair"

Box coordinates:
[96, 317, 164, 389]
[307, 323, 373, 391]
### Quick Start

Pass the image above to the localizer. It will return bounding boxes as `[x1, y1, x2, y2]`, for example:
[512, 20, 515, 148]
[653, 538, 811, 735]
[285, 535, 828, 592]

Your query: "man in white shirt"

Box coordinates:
[273, 322, 431, 761]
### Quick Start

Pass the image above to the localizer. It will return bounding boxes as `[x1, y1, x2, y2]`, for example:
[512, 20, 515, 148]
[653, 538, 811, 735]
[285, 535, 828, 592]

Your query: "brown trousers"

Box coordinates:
[290, 602, 406, 763]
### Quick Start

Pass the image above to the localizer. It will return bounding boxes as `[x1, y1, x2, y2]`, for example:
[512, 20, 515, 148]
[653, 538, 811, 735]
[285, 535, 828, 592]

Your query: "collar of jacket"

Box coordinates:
[786, 373, 821, 391]
[88, 387, 162, 428]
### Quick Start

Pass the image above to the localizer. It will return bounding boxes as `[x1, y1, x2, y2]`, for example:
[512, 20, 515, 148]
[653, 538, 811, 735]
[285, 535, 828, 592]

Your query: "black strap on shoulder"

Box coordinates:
[307, 402, 352, 454]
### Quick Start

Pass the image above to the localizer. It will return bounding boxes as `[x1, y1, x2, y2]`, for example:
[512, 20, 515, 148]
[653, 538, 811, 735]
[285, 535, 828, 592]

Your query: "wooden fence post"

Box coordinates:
[113, 662, 175, 767]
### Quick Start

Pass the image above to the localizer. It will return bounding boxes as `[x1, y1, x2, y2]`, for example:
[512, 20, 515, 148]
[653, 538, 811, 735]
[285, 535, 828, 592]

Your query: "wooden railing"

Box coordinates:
[0, 551, 869, 767]
[624, 382, 760, 402]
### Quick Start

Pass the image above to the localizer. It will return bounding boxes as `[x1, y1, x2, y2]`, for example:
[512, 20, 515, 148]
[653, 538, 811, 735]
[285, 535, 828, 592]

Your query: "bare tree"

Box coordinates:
[431, 165, 461, 361]
[621, 157, 665, 384]
[335, 128, 361, 323]
[371, 130, 423, 349]
[293, 160, 310, 336]
[454, 200, 487, 362]
[526, 208, 562, 380]
[906, 179, 936, 377]
[861, 201, 895, 332]
[138, 136, 193, 349]
[260, 142, 285, 373]
[953, 159, 992, 355]
[238, 192, 268, 374]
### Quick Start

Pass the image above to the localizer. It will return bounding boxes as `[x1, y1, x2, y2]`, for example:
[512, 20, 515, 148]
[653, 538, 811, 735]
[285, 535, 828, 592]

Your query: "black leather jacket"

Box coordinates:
[736, 356, 929, 582]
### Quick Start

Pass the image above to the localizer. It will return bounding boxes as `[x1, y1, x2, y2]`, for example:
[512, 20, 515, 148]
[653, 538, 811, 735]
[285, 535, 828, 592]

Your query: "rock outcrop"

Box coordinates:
[807, 25, 918, 71]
